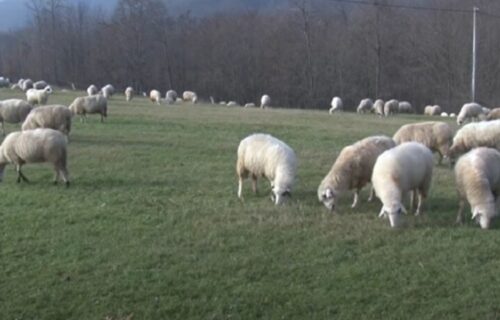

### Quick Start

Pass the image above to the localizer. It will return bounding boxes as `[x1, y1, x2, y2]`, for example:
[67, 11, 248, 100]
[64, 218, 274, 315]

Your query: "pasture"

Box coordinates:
[1, 89, 499, 320]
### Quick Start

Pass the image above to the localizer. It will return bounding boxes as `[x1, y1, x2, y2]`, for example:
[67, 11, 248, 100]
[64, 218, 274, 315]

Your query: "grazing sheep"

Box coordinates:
[33, 80, 48, 90]
[0, 77, 10, 88]
[457, 102, 486, 125]
[356, 98, 374, 114]
[374, 99, 384, 116]
[26, 86, 52, 105]
[455, 147, 500, 229]
[21, 79, 33, 91]
[22, 105, 72, 135]
[236, 133, 297, 205]
[101, 84, 115, 99]
[150, 90, 161, 104]
[0, 99, 33, 135]
[372, 142, 434, 227]
[317, 135, 395, 212]
[183, 91, 198, 104]
[393, 121, 453, 165]
[0, 128, 69, 186]
[244, 103, 256, 108]
[260, 94, 271, 109]
[219, 101, 227, 105]
[166, 90, 178, 104]
[87, 84, 98, 96]
[398, 101, 414, 114]
[329, 96, 343, 114]
[424, 105, 441, 116]
[448, 120, 500, 161]
[450, 113, 456, 118]
[227, 101, 240, 107]
[384, 99, 399, 116]
[440, 112, 449, 117]
[125, 87, 134, 102]
[486, 108, 500, 121]
[69, 95, 107, 122]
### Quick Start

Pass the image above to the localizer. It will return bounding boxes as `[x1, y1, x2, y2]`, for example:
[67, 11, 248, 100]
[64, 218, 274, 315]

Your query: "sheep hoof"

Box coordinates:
[65, 181, 70, 188]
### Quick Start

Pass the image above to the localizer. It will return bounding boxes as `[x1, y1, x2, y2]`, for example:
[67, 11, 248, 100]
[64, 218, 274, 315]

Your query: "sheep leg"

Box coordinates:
[251, 174, 258, 194]
[410, 190, 417, 214]
[456, 200, 465, 224]
[367, 186, 375, 202]
[415, 191, 425, 216]
[1, 121, 4, 136]
[16, 165, 29, 183]
[237, 177, 244, 199]
[100, 113, 104, 123]
[351, 190, 359, 208]
[437, 152, 443, 165]
[59, 167, 70, 188]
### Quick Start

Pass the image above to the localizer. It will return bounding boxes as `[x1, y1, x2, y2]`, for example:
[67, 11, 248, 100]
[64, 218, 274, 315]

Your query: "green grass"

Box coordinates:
[1, 88, 499, 320]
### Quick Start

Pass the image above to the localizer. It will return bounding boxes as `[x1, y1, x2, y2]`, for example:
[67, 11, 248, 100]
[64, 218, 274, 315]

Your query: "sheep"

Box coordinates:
[183, 91, 198, 104]
[450, 113, 456, 118]
[69, 95, 107, 122]
[329, 96, 343, 114]
[424, 105, 441, 116]
[166, 90, 178, 104]
[393, 121, 453, 165]
[10, 84, 21, 91]
[150, 90, 161, 104]
[227, 101, 240, 107]
[101, 84, 115, 99]
[398, 101, 414, 114]
[21, 79, 33, 91]
[236, 133, 297, 205]
[22, 105, 72, 135]
[17, 78, 24, 87]
[244, 103, 256, 108]
[372, 142, 433, 227]
[260, 94, 271, 109]
[26, 86, 52, 105]
[486, 108, 500, 121]
[33, 80, 48, 90]
[440, 112, 449, 117]
[457, 102, 486, 125]
[356, 98, 373, 114]
[0, 77, 10, 88]
[0, 99, 33, 135]
[0, 128, 69, 186]
[448, 120, 500, 161]
[374, 99, 384, 116]
[87, 84, 98, 96]
[125, 87, 134, 102]
[455, 147, 500, 229]
[383, 99, 399, 116]
[317, 135, 395, 212]
[219, 101, 227, 105]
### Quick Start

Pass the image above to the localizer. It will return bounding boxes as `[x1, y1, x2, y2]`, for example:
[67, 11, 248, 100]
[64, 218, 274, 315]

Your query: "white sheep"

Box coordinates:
[450, 113, 456, 118]
[150, 90, 161, 104]
[356, 98, 373, 114]
[87, 84, 98, 96]
[383, 99, 399, 116]
[219, 101, 227, 105]
[398, 101, 414, 114]
[236, 133, 297, 205]
[424, 105, 441, 116]
[227, 101, 240, 107]
[183, 91, 198, 104]
[33, 80, 48, 90]
[393, 121, 453, 165]
[440, 112, 449, 117]
[26, 86, 52, 105]
[317, 135, 395, 212]
[22, 105, 72, 135]
[372, 142, 434, 227]
[0, 77, 10, 88]
[101, 84, 115, 99]
[0, 99, 33, 135]
[244, 103, 256, 108]
[457, 102, 486, 125]
[0, 128, 69, 186]
[448, 120, 500, 161]
[21, 79, 33, 91]
[329, 96, 343, 114]
[260, 94, 271, 109]
[374, 99, 384, 116]
[69, 95, 107, 122]
[486, 108, 500, 121]
[455, 147, 500, 229]
[166, 90, 178, 104]
[125, 87, 134, 102]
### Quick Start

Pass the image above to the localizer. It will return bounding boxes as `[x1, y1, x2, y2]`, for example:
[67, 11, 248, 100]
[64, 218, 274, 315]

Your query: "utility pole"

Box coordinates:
[472, 7, 478, 102]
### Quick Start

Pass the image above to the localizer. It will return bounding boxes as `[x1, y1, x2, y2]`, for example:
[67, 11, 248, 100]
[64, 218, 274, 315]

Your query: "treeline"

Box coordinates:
[1, 0, 500, 112]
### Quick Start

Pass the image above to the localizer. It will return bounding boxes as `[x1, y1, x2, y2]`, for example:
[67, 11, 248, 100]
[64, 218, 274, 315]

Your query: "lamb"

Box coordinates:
[33, 80, 48, 89]
[374, 99, 384, 116]
[424, 105, 441, 116]
[457, 102, 486, 125]
[486, 108, 500, 121]
[22, 105, 72, 135]
[398, 101, 414, 114]
[329, 96, 343, 114]
[0, 128, 69, 186]
[372, 142, 434, 227]
[69, 95, 107, 122]
[227, 101, 240, 107]
[0, 99, 33, 135]
[383, 99, 399, 116]
[87, 84, 98, 96]
[166, 90, 177, 104]
[455, 147, 500, 229]
[125, 87, 134, 102]
[236, 133, 297, 205]
[448, 120, 500, 161]
[393, 121, 453, 165]
[21, 79, 33, 91]
[244, 103, 256, 108]
[26, 86, 52, 105]
[260, 94, 271, 109]
[101, 84, 115, 99]
[356, 98, 373, 114]
[183, 91, 198, 104]
[317, 135, 395, 212]
[150, 90, 161, 104]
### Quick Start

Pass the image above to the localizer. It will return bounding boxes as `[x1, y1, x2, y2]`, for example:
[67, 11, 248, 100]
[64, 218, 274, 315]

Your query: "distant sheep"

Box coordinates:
[125, 87, 134, 102]
[21, 79, 33, 91]
[374, 99, 384, 116]
[101, 84, 115, 99]
[22, 105, 72, 135]
[0, 99, 33, 135]
[384, 99, 399, 116]
[448, 120, 500, 161]
[317, 135, 395, 212]
[150, 90, 161, 104]
[450, 113, 456, 118]
[398, 101, 414, 114]
[424, 105, 441, 116]
[69, 95, 107, 122]
[372, 142, 434, 227]
[87, 84, 98, 96]
[244, 103, 256, 108]
[393, 121, 453, 165]
[455, 147, 500, 229]
[183, 91, 198, 104]
[260, 95, 271, 109]
[440, 112, 449, 117]
[227, 101, 240, 107]
[33, 80, 48, 90]
[236, 133, 297, 205]
[457, 102, 486, 125]
[26, 86, 52, 105]
[166, 90, 178, 104]
[486, 108, 500, 121]
[0, 128, 69, 186]
[356, 98, 373, 114]
[329, 96, 343, 114]
[0, 77, 10, 88]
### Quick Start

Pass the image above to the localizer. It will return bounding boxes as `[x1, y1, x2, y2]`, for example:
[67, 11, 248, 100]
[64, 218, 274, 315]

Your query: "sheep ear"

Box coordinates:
[325, 188, 334, 199]
[472, 209, 480, 220]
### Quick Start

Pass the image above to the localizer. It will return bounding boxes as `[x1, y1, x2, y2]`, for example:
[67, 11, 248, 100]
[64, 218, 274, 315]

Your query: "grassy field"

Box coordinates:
[1, 88, 500, 320]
